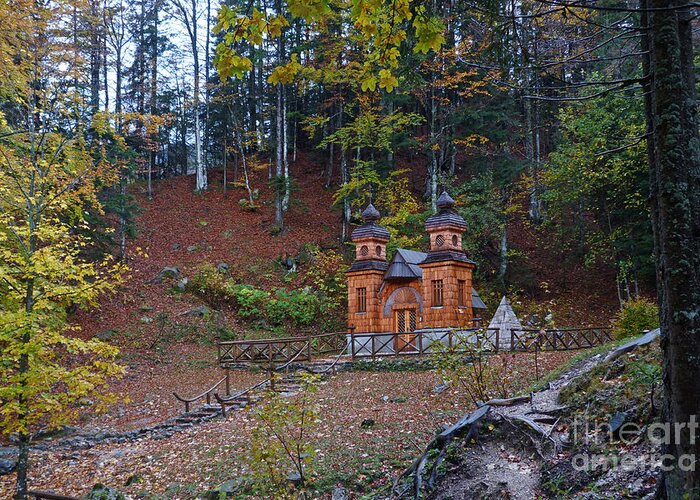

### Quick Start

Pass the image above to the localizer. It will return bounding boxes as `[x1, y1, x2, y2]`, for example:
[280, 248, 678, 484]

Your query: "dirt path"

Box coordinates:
[413, 351, 612, 500]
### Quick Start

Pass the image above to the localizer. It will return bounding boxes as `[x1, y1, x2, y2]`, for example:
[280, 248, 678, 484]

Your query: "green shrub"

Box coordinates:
[249, 373, 320, 497]
[266, 289, 320, 328]
[228, 284, 269, 319]
[188, 263, 230, 305]
[187, 261, 335, 333]
[613, 297, 659, 340]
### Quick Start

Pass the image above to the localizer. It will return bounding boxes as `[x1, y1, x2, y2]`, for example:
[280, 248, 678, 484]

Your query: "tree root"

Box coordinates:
[478, 395, 532, 407]
[391, 404, 491, 499]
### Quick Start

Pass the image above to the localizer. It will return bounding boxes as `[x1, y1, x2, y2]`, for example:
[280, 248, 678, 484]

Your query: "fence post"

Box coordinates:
[268, 346, 275, 392]
[307, 330, 312, 362]
[225, 369, 230, 396]
[372, 335, 376, 361]
[510, 329, 514, 351]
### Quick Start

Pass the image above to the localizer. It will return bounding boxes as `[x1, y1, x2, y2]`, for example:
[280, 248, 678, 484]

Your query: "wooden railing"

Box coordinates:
[348, 327, 613, 359]
[218, 331, 348, 365]
[513, 327, 613, 351]
[348, 328, 501, 359]
[173, 374, 230, 413]
[217, 327, 613, 365]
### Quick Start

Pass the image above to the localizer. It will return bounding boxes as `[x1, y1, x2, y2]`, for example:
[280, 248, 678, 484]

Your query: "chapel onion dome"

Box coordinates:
[351, 203, 390, 241]
[425, 191, 467, 231]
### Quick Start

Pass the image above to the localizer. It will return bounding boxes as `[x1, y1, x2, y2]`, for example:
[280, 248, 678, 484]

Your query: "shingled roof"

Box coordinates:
[425, 191, 468, 231]
[351, 203, 391, 240]
[384, 249, 427, 280]
[472, 289, 487, 310]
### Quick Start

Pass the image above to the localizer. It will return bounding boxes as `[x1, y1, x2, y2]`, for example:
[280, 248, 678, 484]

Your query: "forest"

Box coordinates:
[0, 0, 698, 499]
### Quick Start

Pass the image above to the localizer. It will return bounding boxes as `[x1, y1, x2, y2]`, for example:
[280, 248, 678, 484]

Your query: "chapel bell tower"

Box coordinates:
[419, 191, 476, 328]
[346, 204, 390, 333]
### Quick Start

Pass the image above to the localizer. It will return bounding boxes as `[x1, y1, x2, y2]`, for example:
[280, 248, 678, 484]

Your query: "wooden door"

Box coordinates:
[395, 309, 417, 352]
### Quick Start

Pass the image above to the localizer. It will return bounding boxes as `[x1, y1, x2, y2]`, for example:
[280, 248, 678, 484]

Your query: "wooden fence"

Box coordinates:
[218, 327, 612, 365]
[218, 331, 347, 366]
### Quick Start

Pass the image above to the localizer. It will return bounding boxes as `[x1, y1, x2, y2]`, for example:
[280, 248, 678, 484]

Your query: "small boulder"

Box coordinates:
[217, 262, 230, 273]
[609, 411, 627, 437]
[332, 487, 349, 500]
[139, 316, 153, 324]
[149, 266, 179, 284]
[360, 418, 375, 429]
[0, 458, 16, 475]
[176, 277, 189, 291]
[171, 243, 181, 251]
[203, 479, 245, 499]
[96, 329, 118, 342]
[433, 382, 449, 394]
[86, 483, 126, 500]
[183, 305, 210, 317]
[0, 447, 17, 458]
[187, 245, 198, 252]
[287, 470, 302, 486]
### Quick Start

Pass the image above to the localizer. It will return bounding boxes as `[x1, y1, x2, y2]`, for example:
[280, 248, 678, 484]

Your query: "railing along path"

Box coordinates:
[218, 327, 612, 365]
[174, 326, 611, 417]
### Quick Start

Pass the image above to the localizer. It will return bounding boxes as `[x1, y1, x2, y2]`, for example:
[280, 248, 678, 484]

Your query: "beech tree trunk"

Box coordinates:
[642, 0, 700, 496]
[274, 79, 284, 229]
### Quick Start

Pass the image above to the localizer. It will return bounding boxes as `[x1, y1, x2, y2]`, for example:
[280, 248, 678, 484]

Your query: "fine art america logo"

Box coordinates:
[570, 414, 699, 472]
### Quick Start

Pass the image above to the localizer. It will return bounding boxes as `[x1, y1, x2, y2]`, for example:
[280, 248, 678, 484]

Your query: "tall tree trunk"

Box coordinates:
[193, 24, 206, 190]
[273, 11, 285, 229]
[338, 101, 350, 242]
[89, 0, 101, 113]
[643, 0, 700, 496]
[137, 0, 145, 114]
[148, 1, 157, 198]
[115, 35, 126, 260]
[234, 120, 254, 204]
[204, 0, 211, 171]
[498, 225, 508, 283]
[282, 84, 290, 212]
[274, 79, 284, 229]
[427, 83, 438, 211]
[223, 120, 227, 194]
[248, 53, 257, 140]
[325, 115, 334, 188]
[102, 29, 108, 111]
[15, 128, 38, 500]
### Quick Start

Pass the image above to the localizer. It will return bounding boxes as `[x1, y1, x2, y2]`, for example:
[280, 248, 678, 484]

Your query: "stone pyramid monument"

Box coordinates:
[487, 296, 523, 349]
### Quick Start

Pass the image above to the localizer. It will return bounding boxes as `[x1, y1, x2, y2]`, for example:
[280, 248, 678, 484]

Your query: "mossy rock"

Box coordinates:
[86, 483, 126, 500]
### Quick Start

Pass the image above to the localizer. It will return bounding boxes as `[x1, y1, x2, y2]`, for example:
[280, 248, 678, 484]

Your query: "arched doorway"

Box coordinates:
[383, 287, 423, 352]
